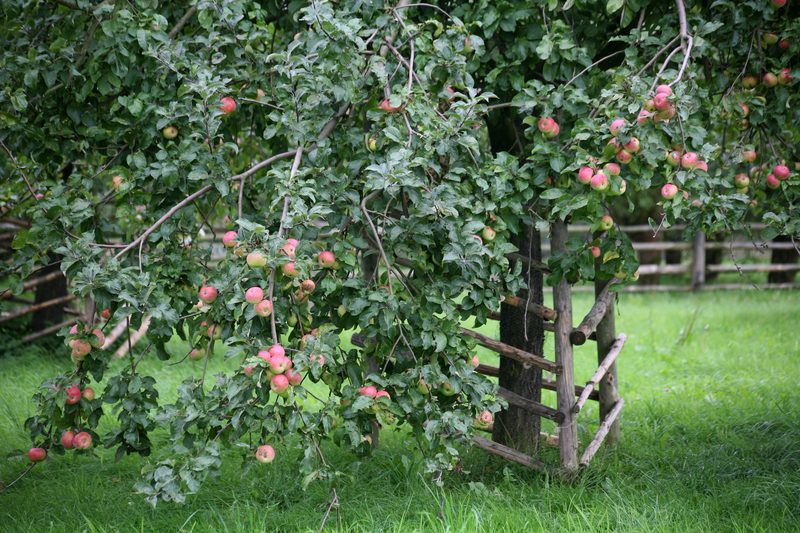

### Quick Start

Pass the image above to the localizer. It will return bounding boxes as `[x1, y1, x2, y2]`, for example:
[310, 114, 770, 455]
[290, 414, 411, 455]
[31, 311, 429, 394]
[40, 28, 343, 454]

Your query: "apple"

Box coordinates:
[653, 93, 670, 111]
[337, 304, 346, 317]
[270, 374, 289, 394]
[287, 238, 299, 247]
[743, 76, 758, 89]
[28, 448, 46, 462]
[658, 106, 676, 120]
[162, 125, 178, 139]
[590, 246, 601, 258]
[544, 123, 560, 138]
[764, 73, 778, 87]
[623, 137, 640, 154]
[300, 279, 315, 293]
[285, 368, 302, 386]
[463, 36, 472, 54]
[440, 382, 456, 396]
[189, 347, 206, 360]
[734, 173, 750, 188]
[64, 383, 81, 404]
[73, 432, 92, 450]
[779, 39, 790, 50]
[219, 97, 237, 116]
[80, 387, 95, 401]
[537, 117, 556, 134]
[222, 231, 238, 249]
[655, 84, 672, 96]
[598, 215, 614, 231]
[310, 354, 325, 366]
[578, 166, 594, 184]
[360, 385, 377, 398]
[666, 151, 681, 166]
[637, 109, 652, 126]
[691, 200, 703, 208]
[269, 355, 290, 375]
[318, 251, 335, 268]
[661, 183, 678, 199]
[257, 350, 271, 362]
[737, 186, 749, 194]
[72, 340, 92, 360]
[367, 137, 378, 151]
[609, 119, 625, 136]
[112, 176, 125, 191]
[247, 252, 267, 268]
[255, 300, 273, 317]
[198, 285, 218, 303]
[282, 242, 296, 258]
[245, 287, 264, 304]
[681, 152, 699, 169]
[467, 354, 480, 366]
[766, 174, 781, 189]
[604, 163, 621, 176]
[62, 430, 77, 449]
[244, 366, 255, 378]
[644, 99, 656, 112]
[590, 173, 609, 192]
[282, 262, 300, 277]
[774, 165, 790, 180]
[417, 379, 430, 395]
[378, 99, 398, 113]
[207, 324, 222, 340]
[478, 410, 493, 426]
[255, 444, 275, 463]
[778, 69, 792, 85]
[479, 226, 497, 243]
[738, 103, 750, 117]
[742, 150, 757, 163]
[88, 329, 104, 349]
[763, 32, 779, 45]
[741, 119, 750, 129]
[376, 390, 391, 401]
[100, 308, 111, 319]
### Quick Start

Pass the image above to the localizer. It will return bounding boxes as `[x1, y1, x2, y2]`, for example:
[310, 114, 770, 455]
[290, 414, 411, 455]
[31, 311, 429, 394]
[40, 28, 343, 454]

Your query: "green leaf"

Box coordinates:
[607, 0, 625, 13]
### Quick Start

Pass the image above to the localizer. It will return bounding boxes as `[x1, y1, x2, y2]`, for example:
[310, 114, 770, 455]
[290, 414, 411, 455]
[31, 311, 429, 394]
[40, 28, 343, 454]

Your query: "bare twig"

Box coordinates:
[168, 5, 198, 39]
[0, 140, 36, 197]
[0, 463, 37, 496]
[564, 50, 625, 88]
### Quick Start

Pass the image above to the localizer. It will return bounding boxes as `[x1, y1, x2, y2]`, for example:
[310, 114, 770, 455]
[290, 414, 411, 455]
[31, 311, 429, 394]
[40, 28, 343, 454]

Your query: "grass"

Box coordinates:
[1, 290, 799, 532]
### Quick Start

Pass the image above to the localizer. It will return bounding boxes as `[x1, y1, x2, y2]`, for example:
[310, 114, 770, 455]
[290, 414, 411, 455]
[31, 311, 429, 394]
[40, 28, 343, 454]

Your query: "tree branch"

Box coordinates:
[168, 5, 198, 40]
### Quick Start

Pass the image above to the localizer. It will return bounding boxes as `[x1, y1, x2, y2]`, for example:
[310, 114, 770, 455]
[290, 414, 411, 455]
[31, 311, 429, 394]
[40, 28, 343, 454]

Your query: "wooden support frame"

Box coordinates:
[551, 219, 579, 471]
[472, 435, 557, 476]
[572, 334, 627, 414]
[501, 295, 557, 321]
[22, 318, 78, 344]
[460, 328, 562, 374]
[475, 364, 600, 402]
[580, 398, 625, 466]
[498, 386, 564, 423]
[0, 294, 76, 324]
[1, 271, 66, 300]
[570, 280, 618, 345]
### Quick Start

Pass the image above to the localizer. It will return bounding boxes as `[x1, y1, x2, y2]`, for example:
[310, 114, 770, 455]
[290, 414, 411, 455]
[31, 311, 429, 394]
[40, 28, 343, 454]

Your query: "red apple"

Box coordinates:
[623, 137, 640, 154]
[28, 448, 46, 462]
[734, 173, 750, 188]
[245, 287, 264, 304]
[375, 390, 391, 401]
[743, 76, 758, 89]
[653, 93, 671, 111]
[655, 84, 672, 96]
[609, 119, 625, 136]
[198, 285, 218, 303]
[478, 410, 493, 426]
[255, 444, 275, 463]
[604, 163, 621, 176]
[578, 166, 594, 184]
[661, 183, 678, 199]
[774, 165, 790, 180]
[318, 251, 335, 268]
[219, 97, 237, 116]
[72, 340, 92, 360]
[681, 152, 699, 169]
[764, 73, 778, 87]
[779, 39, 790, 50]
[247, 252, 267, 268]
[695, 161, 708, 172]
[481, 226, 496, 242]
[65, 383, 81, 404]
[285, 368, 302, 386]
[590, 173, 609, 192]
[112, 176, 125, 191]
[269, 355, 290, 375]
[544, 123, 560, 138]
[89, 329, 104, 348]
[73, 432, 92, 450]
[255, 300, 273, 317]
[742, 150, 757, 163]
[666, 151, 681, 166]
[766, 174, 781, 188]
[658, 106, 676, 120]
[81, 387, 95, 401]
[778, 69, 792, 85]
[300, 279, 316, 293]
[360, 385, 377, 398]
[637, 109, 652, 126]
[282, 262, 300, 277]
[616, 150, 632, 164]
[537, 117, 556, 134]
[222, 231, 237, 248]
[62, 430, 77, 449]
[189, 347, 206, 360]
[378, 99, 399, 113]
[100, 308, 111, 319]
[310, 354, 325, 366]
[270, 374, 289, 393]
[590, 246, 601, 258]
[282, 242, 296, 258]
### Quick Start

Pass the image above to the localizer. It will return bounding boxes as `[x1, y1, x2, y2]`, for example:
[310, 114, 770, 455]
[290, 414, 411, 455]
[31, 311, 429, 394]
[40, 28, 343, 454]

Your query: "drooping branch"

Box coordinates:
[168, 5, 198, 40]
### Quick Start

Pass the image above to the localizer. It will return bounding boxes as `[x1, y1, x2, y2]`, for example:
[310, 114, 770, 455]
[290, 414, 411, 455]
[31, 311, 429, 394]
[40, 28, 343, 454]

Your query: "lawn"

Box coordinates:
[1, 290, 798, 532]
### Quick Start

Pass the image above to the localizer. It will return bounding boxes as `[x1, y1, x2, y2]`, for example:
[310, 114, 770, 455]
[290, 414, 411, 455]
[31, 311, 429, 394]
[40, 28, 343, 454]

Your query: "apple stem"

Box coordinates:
[0, 462, 37, 496]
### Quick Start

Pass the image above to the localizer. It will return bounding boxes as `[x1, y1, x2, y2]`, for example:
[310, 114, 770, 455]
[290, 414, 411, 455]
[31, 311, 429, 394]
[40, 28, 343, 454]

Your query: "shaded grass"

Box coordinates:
[1, 290, 799, 532]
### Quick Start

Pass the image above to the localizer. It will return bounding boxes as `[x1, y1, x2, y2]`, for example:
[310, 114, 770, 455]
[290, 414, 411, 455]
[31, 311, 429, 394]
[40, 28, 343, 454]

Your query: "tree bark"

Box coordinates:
[31, 253, 67, 333]
[492, 225, 544, 454]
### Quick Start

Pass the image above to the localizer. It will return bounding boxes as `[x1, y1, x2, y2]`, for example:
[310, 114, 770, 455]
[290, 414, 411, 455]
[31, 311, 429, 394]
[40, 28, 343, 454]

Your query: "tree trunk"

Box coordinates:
[31, 253, 67, 332]
[768, 234, 798, 284]
[492, 225, 543, 454]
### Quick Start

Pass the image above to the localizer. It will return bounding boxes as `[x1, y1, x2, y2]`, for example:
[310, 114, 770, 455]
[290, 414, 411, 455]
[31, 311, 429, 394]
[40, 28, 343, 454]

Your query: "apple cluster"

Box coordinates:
[67, 323, 105, 365]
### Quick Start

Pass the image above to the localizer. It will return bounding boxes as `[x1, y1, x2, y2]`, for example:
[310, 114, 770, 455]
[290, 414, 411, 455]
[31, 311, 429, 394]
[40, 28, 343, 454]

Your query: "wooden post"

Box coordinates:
[594, 254, 621, 447]
[551, 219, 578, 471]
[691, 230, 706, 292]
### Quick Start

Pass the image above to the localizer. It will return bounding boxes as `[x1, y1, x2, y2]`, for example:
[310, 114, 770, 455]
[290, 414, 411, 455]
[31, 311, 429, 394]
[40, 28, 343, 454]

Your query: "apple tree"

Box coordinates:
[1, 0, 799, 504]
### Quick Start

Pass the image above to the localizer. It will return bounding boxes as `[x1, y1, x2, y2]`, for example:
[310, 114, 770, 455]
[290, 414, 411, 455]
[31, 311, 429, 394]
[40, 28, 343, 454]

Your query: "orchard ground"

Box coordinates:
[1, 290, 799, 533]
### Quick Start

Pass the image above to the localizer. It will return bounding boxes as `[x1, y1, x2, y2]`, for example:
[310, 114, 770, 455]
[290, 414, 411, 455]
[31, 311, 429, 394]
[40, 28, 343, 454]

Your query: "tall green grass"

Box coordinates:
[1, 290, 798, 532]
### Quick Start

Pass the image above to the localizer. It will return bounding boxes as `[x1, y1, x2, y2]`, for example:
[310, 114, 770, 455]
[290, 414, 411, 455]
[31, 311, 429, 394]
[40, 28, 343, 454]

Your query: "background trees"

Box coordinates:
[1, 0, 798, 504]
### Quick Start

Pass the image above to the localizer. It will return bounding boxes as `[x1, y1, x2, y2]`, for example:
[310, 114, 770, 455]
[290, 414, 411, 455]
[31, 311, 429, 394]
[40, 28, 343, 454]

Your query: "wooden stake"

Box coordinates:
[691, 230, 706, 292]
[551, 219, 578, 471]
[573, 334, 627, 414]
[501, 295, 557, 321]
[460, 328, 562, 374]
[22, 318, 78, 343]
[498, 386, 564, 423]
[472, 435, 557, 476]
[0, 294, 76, 324]
[580, 398, 624, 466]
[594, 252, 621, 447]
[570, 280, 618, 345]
